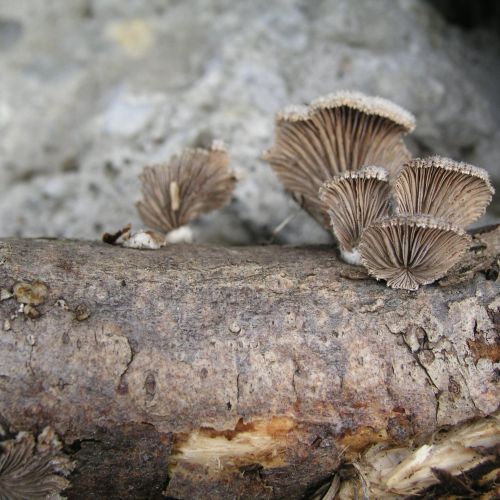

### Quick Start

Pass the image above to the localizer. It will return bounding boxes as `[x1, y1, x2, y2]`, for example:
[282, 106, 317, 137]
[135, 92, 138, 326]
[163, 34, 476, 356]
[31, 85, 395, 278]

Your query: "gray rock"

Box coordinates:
[0, 0, 498, 243]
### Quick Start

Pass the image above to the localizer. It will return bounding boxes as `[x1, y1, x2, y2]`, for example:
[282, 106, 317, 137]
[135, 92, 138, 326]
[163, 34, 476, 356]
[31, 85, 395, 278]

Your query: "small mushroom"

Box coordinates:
[136, 140, 236, 235]
[394, 156, 495, 227]
[359, 215, 471, 291]
[264, 90, 415, 227]
[319, 166, 391, 265]
[0, 428, 73, 498]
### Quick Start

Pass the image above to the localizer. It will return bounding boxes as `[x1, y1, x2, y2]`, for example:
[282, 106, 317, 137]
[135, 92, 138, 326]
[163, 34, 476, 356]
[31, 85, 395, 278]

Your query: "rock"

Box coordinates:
[0, 0, 498, 244]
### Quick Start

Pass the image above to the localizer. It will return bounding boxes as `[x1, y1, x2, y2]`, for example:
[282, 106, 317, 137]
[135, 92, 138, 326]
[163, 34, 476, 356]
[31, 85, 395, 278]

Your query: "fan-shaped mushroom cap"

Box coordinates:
[264, 90, 415, 227]
[319, 166, 391, 265]
[136, 141, 236, 234]
[0, 428, 73, 498]
[394, 156, 495, 228]
[359, 215, 471, 291]
[310, 91, 416, 131]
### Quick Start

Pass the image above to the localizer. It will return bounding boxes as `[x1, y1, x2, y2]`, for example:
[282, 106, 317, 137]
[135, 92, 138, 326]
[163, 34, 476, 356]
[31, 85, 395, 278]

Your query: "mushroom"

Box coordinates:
[359, 215, 471, 291]
[0, 428, 73, 498]
[319, 166, 391, 265]
[394, 156, 495, 227]
[264, 90, 415, 227]
[136, 141, 236, 241]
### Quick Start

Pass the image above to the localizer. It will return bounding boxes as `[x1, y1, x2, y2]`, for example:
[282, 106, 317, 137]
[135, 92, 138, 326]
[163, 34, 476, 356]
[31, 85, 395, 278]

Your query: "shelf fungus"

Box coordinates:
[394, 156, 495, 227]
[359, 216, 471, 290]
[264, 90, 415, 227]
[319, 166, 391, 265]
[135, 140, 236, 246]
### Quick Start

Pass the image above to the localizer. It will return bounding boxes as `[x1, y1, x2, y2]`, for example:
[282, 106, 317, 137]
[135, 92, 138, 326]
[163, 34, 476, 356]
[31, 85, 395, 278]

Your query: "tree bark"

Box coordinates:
[0, 228, 498, 499]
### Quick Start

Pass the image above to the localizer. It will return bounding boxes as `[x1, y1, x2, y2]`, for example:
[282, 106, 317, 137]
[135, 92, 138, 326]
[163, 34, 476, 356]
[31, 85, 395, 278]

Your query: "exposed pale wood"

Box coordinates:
[0, 228, 498, 499]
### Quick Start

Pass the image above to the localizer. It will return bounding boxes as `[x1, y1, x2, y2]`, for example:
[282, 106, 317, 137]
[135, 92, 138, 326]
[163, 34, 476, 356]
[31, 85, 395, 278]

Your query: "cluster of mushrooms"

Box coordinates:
[264, 91, 494, 290]
[114, 90, 495, 291]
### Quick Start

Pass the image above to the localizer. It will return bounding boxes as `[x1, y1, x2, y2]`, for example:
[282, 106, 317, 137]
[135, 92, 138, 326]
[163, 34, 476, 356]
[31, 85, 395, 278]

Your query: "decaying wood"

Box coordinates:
[0, 227, 499, 499]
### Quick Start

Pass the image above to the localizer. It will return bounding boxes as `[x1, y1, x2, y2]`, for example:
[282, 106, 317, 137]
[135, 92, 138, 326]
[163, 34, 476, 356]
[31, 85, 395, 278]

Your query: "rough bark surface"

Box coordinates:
[0, 229, 498, 499]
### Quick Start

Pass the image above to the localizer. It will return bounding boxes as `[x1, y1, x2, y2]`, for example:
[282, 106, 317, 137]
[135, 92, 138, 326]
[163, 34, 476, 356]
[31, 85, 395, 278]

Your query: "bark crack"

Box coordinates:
[118, 336, 135, 388]
[457, 366, 481, 413]
[236, 373, 241, 406]
[418, 359, 441, 424]
[396, 329, 441, 423]
[27, 344, 35, 376]
[291, 358, 299, 401]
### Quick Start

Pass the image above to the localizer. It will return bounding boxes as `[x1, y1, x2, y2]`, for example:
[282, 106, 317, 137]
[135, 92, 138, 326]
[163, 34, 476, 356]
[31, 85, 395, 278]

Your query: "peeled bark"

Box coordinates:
[0, 227, 498, 499]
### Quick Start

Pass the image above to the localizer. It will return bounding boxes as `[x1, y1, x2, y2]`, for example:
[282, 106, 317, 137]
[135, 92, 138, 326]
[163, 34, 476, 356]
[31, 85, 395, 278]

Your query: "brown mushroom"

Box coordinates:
[264, 90, 415, 227]
[359, 215, 471, 290]
[319, 166, 391, 264]
[394, 156, 495, 227]
[136, 141, 236, 234]
[0, 428, 73, 498]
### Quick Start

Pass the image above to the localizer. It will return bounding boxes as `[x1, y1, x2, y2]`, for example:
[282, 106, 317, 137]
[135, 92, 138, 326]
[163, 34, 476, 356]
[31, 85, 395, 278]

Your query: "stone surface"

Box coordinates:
[0, 0, 499, 244]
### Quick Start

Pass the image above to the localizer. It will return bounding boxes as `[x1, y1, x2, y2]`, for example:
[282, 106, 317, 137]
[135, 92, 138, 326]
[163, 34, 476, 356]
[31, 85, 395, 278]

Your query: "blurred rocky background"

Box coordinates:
[0, 0, 499, 244]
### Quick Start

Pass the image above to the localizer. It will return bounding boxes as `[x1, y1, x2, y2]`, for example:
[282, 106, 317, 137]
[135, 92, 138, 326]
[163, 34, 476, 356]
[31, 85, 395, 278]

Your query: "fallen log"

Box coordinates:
[0, 228, 498, 499]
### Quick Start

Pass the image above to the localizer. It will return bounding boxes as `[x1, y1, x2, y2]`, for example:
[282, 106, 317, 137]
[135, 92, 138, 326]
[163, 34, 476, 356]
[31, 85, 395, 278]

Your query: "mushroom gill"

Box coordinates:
[264, 90, 415, 227]
[136, 141, 236, 234]
[319, 166, 391, 265]
[0, 428, 73, 499]
[394, 156, 495, 228]
[359, 215, 471, 291]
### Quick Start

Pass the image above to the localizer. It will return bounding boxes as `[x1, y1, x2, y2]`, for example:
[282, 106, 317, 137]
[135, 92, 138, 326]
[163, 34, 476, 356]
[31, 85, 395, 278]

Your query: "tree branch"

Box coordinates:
[0, 227, 498, 498]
